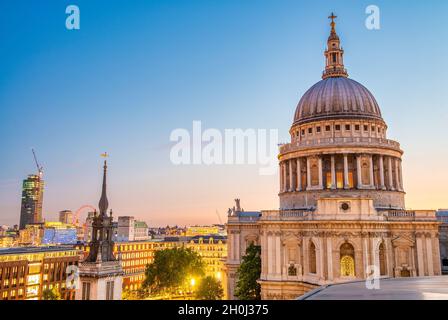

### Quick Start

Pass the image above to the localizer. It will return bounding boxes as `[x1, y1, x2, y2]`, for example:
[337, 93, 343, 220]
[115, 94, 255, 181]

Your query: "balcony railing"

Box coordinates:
[382, 210, 436, 221]
[280, 137, 401, 154]
[256, 209, 436, 222]
[260, 209, 314, 221]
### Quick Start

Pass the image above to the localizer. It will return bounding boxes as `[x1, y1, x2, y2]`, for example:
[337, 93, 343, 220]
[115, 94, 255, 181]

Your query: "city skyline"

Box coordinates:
[1, 1, 448, 227]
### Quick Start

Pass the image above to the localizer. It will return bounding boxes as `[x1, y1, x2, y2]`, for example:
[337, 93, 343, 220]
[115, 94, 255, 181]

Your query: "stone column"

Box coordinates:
[279, 163, 283, 193]
[330, 155, 336, 189]
[395, 158, 401, 192]
[399, 159, 404, 191]
[379, 155, 386, 190]
[235, 231, 241, 261]
[296, 158, 302, 191]
[267, 234, 274, 277]
[282, 162, 287, 192]
[426, 236, 434, 276]
[362, 236, 369, 278]
[416, 235, 425, 276]
[388, 157, 394, 190]
[318, 156, 323, 190]
[275, 234, 281, 276]
[356, 155, 362, 189]
[369, 155, 375, 188]
[326, 237, 333, 281]
[343, 154, 350, 189]
[289, 160, 294, 192]
[306, 157, 311, 189]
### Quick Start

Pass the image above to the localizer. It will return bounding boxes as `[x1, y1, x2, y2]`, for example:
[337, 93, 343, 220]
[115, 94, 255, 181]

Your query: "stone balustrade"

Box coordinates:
[280, 137, 401, 154]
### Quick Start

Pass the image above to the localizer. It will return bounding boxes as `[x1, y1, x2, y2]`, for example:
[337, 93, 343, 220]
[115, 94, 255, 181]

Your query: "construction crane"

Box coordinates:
[215, 209, 223, 225]
[32, 148, 43, 177]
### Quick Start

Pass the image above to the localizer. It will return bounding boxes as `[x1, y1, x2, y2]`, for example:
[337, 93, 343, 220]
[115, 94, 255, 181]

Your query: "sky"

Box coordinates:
[0, 0, 447, 227]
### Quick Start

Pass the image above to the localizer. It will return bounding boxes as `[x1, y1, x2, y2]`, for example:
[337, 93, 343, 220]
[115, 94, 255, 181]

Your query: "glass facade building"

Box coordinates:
[19, 175, 44, 230]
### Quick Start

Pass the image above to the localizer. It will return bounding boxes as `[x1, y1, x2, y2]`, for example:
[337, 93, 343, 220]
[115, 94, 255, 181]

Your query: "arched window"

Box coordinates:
[340, 243, 355, 277]
[379, 242, 387, 276]
[309, 241, 317, 274]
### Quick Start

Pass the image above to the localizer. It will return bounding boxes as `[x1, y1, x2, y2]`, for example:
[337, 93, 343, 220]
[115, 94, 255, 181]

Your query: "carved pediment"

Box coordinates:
[391, 234, 414, 247]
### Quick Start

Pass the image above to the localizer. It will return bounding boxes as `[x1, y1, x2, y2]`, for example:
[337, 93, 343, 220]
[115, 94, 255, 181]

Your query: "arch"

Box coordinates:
[309, 240, 317, 274]
[340, 242, 355, 277]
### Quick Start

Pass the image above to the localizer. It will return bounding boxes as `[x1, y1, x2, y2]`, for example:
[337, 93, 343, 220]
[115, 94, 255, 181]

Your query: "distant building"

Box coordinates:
[0, 246, 79, 300]
[185, 225, 220, 237]
[18, 222, 77, 246]
[117, 216, 135, 242]
[437, 209, 448, 274]
[117, 216, 149, 242]
[0, 236, 14, 248]
[58, 210, 73, 224]
[134, 221, 149, 241]
[19, 175, 44, 230]
[18, 224, 43, 246]
[41, 222, 77, 245]
[83, 211, 96, 242]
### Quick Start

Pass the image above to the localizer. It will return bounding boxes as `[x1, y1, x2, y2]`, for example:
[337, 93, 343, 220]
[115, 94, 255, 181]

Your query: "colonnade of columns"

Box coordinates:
[279, 154, 403, 193]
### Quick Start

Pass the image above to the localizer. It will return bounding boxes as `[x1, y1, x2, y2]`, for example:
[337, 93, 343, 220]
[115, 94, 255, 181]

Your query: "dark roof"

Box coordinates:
[0, 245, 77, 255]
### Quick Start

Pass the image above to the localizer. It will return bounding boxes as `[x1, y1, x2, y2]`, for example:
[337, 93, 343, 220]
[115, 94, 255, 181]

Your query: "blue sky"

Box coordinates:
[0, 0, 447, 226]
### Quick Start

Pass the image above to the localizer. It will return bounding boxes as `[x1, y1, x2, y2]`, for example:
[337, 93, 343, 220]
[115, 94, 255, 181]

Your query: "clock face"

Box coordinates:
[341, 202, 350, 211]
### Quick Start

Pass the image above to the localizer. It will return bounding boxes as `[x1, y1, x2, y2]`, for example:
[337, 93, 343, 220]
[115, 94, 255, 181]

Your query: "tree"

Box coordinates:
[235, 243, 261, 300]
[42, 287, 61, 300]
[142, 247, 205, 296]
[195, 276, 224, 300]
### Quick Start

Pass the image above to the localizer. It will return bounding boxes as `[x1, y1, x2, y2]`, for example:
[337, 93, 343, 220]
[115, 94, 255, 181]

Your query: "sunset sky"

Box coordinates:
[0, 0, 447, 226]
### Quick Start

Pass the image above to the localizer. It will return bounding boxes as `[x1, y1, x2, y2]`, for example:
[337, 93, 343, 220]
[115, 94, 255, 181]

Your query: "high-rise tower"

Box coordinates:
[19, 174, 44, 229]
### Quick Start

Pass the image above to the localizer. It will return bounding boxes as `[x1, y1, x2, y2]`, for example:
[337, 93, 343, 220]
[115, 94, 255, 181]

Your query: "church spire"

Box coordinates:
[322, 13, 348, 79]
[98, 154, 109, 216]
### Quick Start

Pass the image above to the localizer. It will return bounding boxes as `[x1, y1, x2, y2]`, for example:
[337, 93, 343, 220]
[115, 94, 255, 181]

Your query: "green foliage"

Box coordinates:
[42, 287, 62, 300]
[235, 243, 261, 300]
[142, 247, 205, 295]
[195, 276, 224, 300]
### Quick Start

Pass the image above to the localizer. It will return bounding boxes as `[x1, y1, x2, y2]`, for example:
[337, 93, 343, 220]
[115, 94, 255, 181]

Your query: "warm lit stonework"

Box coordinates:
[226, 15, 441, 300]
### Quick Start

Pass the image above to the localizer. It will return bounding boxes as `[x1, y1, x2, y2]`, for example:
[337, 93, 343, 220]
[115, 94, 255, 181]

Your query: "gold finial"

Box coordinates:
[328, 12, 337, 31]
[100, 152, 108, 158]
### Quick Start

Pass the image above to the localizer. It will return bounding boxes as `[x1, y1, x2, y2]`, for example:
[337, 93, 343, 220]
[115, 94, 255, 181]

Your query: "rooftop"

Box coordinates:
[0, 245, 78, 255]
[299, 276, 448, 300]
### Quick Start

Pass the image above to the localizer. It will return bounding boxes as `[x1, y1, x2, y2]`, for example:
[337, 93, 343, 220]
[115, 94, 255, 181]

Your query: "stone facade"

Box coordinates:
[225, 15, 442, 300]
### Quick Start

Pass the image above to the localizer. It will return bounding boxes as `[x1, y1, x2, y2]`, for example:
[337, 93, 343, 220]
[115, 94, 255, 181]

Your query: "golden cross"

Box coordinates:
[328, 12, 337, 23]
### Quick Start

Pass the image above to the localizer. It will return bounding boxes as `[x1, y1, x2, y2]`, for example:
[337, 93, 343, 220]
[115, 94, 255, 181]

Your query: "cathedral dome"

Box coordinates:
[293, 77, 383, 125]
